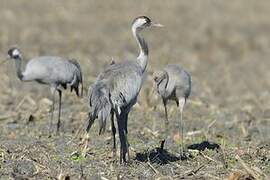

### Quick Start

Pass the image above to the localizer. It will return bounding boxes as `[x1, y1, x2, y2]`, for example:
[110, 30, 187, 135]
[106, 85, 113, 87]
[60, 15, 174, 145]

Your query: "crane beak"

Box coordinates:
[151, 22, 164, 28]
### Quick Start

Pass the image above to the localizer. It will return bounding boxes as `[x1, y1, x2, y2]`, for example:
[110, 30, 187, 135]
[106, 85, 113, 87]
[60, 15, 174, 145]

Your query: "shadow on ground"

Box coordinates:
[187, 141, 220, 151]
[135, 140, 191, 165]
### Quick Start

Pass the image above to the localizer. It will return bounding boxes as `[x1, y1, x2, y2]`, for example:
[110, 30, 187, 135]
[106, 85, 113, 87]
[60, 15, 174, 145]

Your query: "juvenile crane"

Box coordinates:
[153, 64, 191, 155]
[86, 16, 163, 163]
[7, 47, 83, 134]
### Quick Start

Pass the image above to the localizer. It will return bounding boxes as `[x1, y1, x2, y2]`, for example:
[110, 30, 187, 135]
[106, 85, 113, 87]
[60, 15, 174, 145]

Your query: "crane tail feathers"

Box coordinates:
[68, 58, 83, 97]
[89, 83, 111, 135]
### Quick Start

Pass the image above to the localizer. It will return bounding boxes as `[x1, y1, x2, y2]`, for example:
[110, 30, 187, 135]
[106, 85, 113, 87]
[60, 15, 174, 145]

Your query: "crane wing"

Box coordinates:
[97, 61, 143, 109]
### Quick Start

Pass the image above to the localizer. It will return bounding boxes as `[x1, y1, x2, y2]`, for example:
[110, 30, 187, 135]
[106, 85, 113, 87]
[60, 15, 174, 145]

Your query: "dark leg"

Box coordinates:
[123, 113, 130, 161]
[116, 112, 127, 163]
[163, 99, 169, 127]
[86, 113, 95, 133]
[123, 113, 128, 134]
[111, 111, 116, 158]
[81, 113, 96, 157]
[176, 100, 179, 107]
[49, 89, 56, 135]
[56, 90, 62, 134]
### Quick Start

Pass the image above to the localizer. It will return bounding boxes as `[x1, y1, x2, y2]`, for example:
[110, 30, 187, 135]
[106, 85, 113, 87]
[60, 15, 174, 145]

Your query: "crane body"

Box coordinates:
[86, 16, 163, 163]
[7, 47, 83, 134]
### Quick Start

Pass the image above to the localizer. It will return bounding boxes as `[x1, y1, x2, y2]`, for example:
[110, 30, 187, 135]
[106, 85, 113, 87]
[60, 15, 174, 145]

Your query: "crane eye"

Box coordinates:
[154, 76, 160, 82]
[144, 22, 150, 26]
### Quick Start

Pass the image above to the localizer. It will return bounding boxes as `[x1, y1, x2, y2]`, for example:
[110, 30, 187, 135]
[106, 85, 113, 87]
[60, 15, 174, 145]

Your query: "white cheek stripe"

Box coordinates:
[13, 49, 20, 56]
[134, 18, 146, 28]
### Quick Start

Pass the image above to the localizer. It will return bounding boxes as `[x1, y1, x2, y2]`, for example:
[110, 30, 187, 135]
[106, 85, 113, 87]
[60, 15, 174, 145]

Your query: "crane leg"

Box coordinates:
[163, 99, 169, 127]
[123, 113, 130, 161]
[49, 89, 56, 135]
[111, 111, 116, 159]
[178, 98, 186, 157]
[80, 112, 95, 157]
[86, 114, 95, 133]
[84, 112, 95, 144]
[116, 112, 127, 164]
[56, 90, 62, 134]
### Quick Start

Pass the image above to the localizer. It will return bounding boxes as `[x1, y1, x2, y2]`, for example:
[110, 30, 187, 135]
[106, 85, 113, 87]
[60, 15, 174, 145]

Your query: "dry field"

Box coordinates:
[0, 0, 269, 179]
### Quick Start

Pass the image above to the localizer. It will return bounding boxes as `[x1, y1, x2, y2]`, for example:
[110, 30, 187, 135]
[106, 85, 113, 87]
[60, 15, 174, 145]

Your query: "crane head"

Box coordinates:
[153, 71, 166, 84]
[7, 47, 22, 60]
[132, 16, 163, 31]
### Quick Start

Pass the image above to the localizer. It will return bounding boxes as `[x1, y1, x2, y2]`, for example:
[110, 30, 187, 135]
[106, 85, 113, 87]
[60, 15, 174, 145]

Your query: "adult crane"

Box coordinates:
[86, 16, 163, 163]
[7, 47, 83, 134]
[153, 64, 191, 155]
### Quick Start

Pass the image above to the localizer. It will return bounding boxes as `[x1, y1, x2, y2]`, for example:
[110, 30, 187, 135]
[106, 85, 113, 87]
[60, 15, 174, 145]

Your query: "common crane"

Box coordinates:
[153, 64, 191, 155]
[7, 47, 83, 134]
[85, 16, 163, 163]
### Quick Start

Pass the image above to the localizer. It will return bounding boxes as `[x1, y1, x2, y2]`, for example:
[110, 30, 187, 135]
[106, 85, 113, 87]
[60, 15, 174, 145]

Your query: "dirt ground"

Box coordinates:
[0, 0, 269, 179]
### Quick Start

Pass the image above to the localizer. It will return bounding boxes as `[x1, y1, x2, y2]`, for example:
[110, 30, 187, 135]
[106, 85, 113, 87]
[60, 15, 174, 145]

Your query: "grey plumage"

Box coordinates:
[153, 64, 191, 155]
[86, 16, 163, 163]
[154, 64, 191, 103]
[7, 47, 83, 134]
[88, 80, 112, 135]
[68, 59, 83, 97]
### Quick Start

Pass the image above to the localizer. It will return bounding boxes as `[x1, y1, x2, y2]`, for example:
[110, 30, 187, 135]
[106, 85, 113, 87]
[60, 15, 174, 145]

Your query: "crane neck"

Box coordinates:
[13, 57, 24, 81]
[132, 26, 148, 72]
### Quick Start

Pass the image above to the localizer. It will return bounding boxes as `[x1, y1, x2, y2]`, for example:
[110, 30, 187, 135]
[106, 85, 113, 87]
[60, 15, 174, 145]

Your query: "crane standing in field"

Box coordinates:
[7, 47, 83, 134]
[86, 16, 163, 163]
[153, 64, 191, 155]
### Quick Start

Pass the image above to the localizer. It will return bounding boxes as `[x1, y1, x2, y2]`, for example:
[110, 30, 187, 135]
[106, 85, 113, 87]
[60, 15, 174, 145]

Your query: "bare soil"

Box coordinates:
[0, 1, 269, 179]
